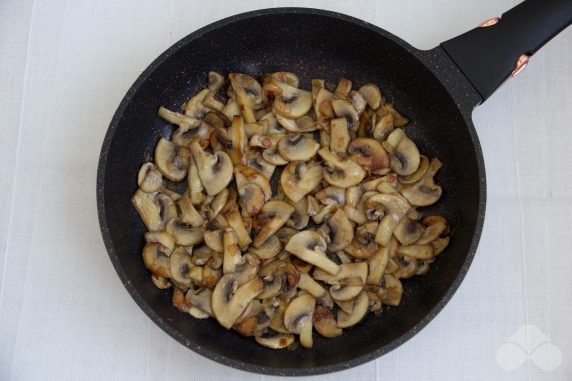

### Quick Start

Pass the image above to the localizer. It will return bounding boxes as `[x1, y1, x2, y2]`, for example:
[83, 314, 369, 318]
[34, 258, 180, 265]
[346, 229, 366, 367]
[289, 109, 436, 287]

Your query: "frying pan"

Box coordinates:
[97, 0, 572, 376]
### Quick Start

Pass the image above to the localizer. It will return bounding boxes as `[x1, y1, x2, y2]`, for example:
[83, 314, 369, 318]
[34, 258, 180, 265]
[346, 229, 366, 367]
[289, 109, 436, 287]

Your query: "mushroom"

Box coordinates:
[177, 192, 204, 228]
[268, 71, 300, 87]
[224, 207, 252, 249]
[265, 77, 312, 119]
[280, 161, 323, 203]
[229, 73, 261, 123]
[313, 262, 368, 285]
[208, 189, 229, 219]
[166, 218, 204, 246]
[226, 115, 247, 165]
[313, 306, 342, 338]
[329, 117, 351, 155]
[186, 287, 213, 316]
[334, 78, 352, 98]
[151, 274, 171, 289]
[189, 141, 233, 196]
[358, 83, 382, 110]
[248, 235, 282, 260]
[314, 87, 336, 129]
[234, 164, 272, 202]
[169, 247, 194, 289]
[255, 332, 295, 349]
[249, 134, 272, 149]
[183, 88, 210, 118]
[275, 113, 319, 133]
[336, 290, 369, 328]
[319, 209, 354, 252]
[347, 138, 390, 175]
[246, 152, 275, 181]
[222, 98, 241, 121]
[154, 138, 191, 182]
[258, 263, 300, 299]
[416, 215, 449, 244]
[187, 158, 205, 205]
[203, 111, 228, 129]
[259, 112, 286, 134]
[364, 193, 410, 246]
[367, 244, 391, 285]
[137, 163, 163, 192]
[234, 309, 271, 337]
[298, 272, 327, 299]
[381, 274, 403, 306]
[344, 221, 379, 259]
[132, 190, 177, 231]
[315, 186, 346, 206]
[222, 228, 243, 274]
[142, 242, 171, 277]
[378, 103, 408, 127]
[398, 155, 429, 184]
[383, 129, 420, 176]
[393, 216, 424, 245]
[145, 230, 175, 253]
[238, 183, 265, 217]
[287, 197, 309, 230]
[350, 90, 367, 114]
[253, 200, 295, 248]
[393, 255, 418, 279]
[208, 71, 225, 92]
[318, 148, 366, 188]
[283, 294, 316, 348]
[329, 277, 364, 301]
[171, 120, 212, 148]
[277, 134, 319, 161]
[204, 229, 224, 252]
[331, 99, 360, 132]
[285, 231, 340, 275]
[212, 274, 263, 329]
[400, 158, 443, 206]
[372, 113, 394, 141]
[172, 287, 190, 313]
[396, 244, 434, 260]
[432, 236, 450, 255]
[311, 203, 336, 225]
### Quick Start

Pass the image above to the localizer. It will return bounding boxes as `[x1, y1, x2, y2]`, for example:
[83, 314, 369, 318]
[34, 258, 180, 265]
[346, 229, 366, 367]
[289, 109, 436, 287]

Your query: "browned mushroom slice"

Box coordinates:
[154, 138, 191, 182]
[183, 88, 210, 118]
[336, 290, 368, 328]
[398, 155, 429, 184]
[132, 190, 177, 231]
[258, 263, 300, 299]
[334, 78, 352, 98]
[266, 78, 312, 119]
[311, 203, 336, 225]
[286, 197, 310, 230]
[166, 218, 204, 246]
[348, 138, 390, 175]
[382, 274, 403, 306]
[229, 73, 261, 123]
[400, 158, 443, 206]
[318, 148, 366, 188]
[358, 83, 383, 110]
[145, 231, 175, 253]
[186, 287, 214, 316]
[280, 161, 323, 203]
[365, 193, 410, 246]
[331, 99, 360, 132]
[246, 151, 275, 181]
[238, 183, 265, 217]
[169, 247, 194, 289]
[142, 242, 171, 277]
[367, 245, 390, 285]
[234, 164, 272, 202]
[315, 186, 346, 206]
[378, 103, 408, 127]
[234, 309, 271, 337]
[171, 119, 212, 148]
[212, 274, 263, 329]
[189, 141, 233, 196]
[319, 209, 354, 252]
[224, 206, 252, 249]
[226, 115, 247, 165]
[151, 274, 172, 289]
[393, 216, 424, 245]
[329, 277, 364, 301]
[383, 129, 420, 176]
[137, 163, 163, 193]
[222, 98, 241, 121]
[344, 221, 379, 259]
[329, 117, 351, 155]
[187, 157, 205, 205]
[207, 71, 225, 92]
[432, 236, 450, 255]
[350, 90, 367, 114]
[172, 287, 190, 313]
[255, 332, 295, 349]
[177, 192, 203, 228]
[373, 112, 394, 141]
[397, 244, 434, 260]
[285, 231, 340, 275]
[277, 134, 319, 162]
[268, 71, 299, 87]
[313, 262, 368, 285]
[253, 200, 295, 248]
[313, 306, 342, 338]
[284, 294, 316, 348]
[249, 235, 282, 260]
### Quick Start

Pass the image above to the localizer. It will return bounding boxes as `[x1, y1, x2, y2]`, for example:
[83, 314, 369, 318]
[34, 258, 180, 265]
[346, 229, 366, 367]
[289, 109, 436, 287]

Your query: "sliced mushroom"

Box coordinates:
[319, 209, 354, 252]
[204, 229, 224, 252]
[372, 113, 394, 141]
[329, 277, 364, 302]
[285, 231, 340, 275]
[249, 235, 282, 260]
[367, 245, 390, 285]
[171, 119, 212, 148]
[234, 164, 272, 202]
[187, 158, 205, 205]
[253, 200, 295, 248]
[382, 274, 403, 306]
[189, 141, 233, 196]
[224, 207, 252, 249]
[313, 262, 368, 285]
[132, 190, 177, 231]
[226, 115, 247, 165]
[172, 287, 190, 313]
[275, 113, 319, 133]
[246, 152, 275, 181]
[208, 189, 229, 219]
[318, 148, 366, 188]
[337, 290, 368, 328]
[393, 216, 424, 245]
[283, 294, 315, 348]
[238, 183, 265, 217]
[298, 272, 327, 299]
[184, 88, 210, 118]
[222, 228, 243, 274]
[142, 242, 171, 277]
[331, 99, 359, 132]
[234, 310, 271, 337]
[229, 73, 261, 123]
[383, 129, 420, 176]
[344, 221, 379, 259]
[315, 186, 346, 206]
[397, 244, 434, 260]
[258, 263, 300, 299]
[313, 306, 342, 338]
[277, 134, 319, 162]
[151, 274, 172, 289]
[329, 117, 351, 155]
[347, 138, 389, 175]
[177, 192, 204, 228]
[212, 274, 263, 329]
[379, 103, 408, 127]
[358, 83, 382, 110]
[169, 247, 194, 289]
[207, 71, 225, 92]
[365, 193, 410, 246]
[186, 287, 213, 316]
[166, 218, 204, 246]
[400, 158, 443, 206]
[280, 161, 323, 203]
[145, 231, 175, 253]
[393, 255, 418, 279]
[311, 203, 336, 225]
[266, 78, 312, 119]
[255, 332, 295, 349]
[137, 163, 163, 192]
[314, 87, 336, 129]
[334, 78, 352, 98]
[432, 236, 450, 255]
[154, 138, 191, 182]
[222, 98, 241, 121]
[350, 90, 367, 114]
[398, 155, 429, 184]
[287, 197, 309, 230]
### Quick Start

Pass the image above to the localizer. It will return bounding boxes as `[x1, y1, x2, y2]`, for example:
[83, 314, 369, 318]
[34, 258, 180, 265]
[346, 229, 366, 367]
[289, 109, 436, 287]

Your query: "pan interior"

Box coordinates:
[100, 11, 482, 372]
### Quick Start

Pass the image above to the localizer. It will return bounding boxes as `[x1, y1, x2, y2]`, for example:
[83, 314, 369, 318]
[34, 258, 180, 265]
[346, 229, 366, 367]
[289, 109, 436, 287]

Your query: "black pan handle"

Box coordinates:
[441, 0, 572, 103]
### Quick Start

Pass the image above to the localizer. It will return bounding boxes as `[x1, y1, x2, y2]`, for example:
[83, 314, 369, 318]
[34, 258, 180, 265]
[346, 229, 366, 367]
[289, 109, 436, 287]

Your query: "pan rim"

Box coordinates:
[96, 7, 486, 376]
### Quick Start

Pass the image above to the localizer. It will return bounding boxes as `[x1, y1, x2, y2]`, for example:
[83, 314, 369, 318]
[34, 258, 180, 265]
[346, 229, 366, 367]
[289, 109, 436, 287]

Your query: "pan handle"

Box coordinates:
[440, 0, 572, 103]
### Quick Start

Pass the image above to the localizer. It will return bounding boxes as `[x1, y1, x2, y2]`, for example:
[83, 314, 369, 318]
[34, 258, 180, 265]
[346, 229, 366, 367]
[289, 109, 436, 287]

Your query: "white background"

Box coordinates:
[1, 0, 571, 380]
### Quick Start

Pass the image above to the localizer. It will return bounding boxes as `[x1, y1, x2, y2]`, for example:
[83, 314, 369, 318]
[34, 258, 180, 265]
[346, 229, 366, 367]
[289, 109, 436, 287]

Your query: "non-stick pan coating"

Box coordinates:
[98, 9, 485, 375]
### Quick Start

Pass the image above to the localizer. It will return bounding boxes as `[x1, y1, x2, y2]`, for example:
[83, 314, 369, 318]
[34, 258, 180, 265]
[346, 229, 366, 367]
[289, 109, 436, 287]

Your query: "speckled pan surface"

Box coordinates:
[97, 8, 486, 376]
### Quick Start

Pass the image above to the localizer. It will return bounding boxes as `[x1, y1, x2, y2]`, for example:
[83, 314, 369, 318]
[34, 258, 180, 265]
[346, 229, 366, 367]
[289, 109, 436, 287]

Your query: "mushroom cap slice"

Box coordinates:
[169, 248, 194, 289]
[400, 158, 443, 207]
[166, 218, 204, 246]
[337, 290, 369, 328]
[172, 119, 212, 148]
[190, 141, 233, 196]
[318, 148, 366, 188]
[398, 155, 429, 184]
[321, 209, 354, 252]
[208, 71, 225, 92]
[155, 138, 191, 182]
[142, 243, 171, 277]
[258, 263, 300, 299]
[277, 134, 319, 162]
[183, 88, 210, 118]
[253, 200, 295, 248]
[229, 73, 261, 123]
[267, 78, 312, 119]
[246, 152, 275, 181]
[393, 216, 424, 245]
[285, 231, 340, 275]
[204, 229, 224, 252]
[286, 197, 309, 230]
[222, 228, 243, 274]
[255, 333, 295, 349]
[226, 115, 248, 165]
[313, 262, 368, 285]
[331, 99, 359, 132]
[186, 287, 213, 316]
[145, 231, 175, 253]
[397, 244, 434, 260]
[315, 186, 346, 206]
[334, 78, 352, 98]
[329, 277, 364, 301]
[350, 90, 367, 115]
[249, 235, 282, 260]
[212, 274, 263, 329]
[132, 191, 177, 232]
[367, 245, 390, 286]
[382, 274, 403, 306]
[314, 87, 336, 129]
[137, 163, 163, 193]
[283, 293, 316, 335]
[297, 272, 327, 299]
[344, 221, 379, 259]
[348, 138, 390, 174]
[280, 161, 323, 203]
[329, 117, 351, 155]
[238, 182, 265, 217]
[177, 192, 204, 228]
[313, 306, 343, 338]
[384, 129, 420, 176]
[358, 83, 382, 110]
[234, 165, 272, 202]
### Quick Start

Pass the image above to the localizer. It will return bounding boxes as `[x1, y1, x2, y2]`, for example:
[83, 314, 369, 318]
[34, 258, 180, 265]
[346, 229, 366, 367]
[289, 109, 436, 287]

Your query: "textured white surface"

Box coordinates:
[0, 0, 571, 380]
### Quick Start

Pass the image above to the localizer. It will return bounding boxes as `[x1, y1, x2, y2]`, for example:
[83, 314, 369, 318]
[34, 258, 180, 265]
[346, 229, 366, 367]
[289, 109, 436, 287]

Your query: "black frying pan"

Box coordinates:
[97, 0, 572, 376]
